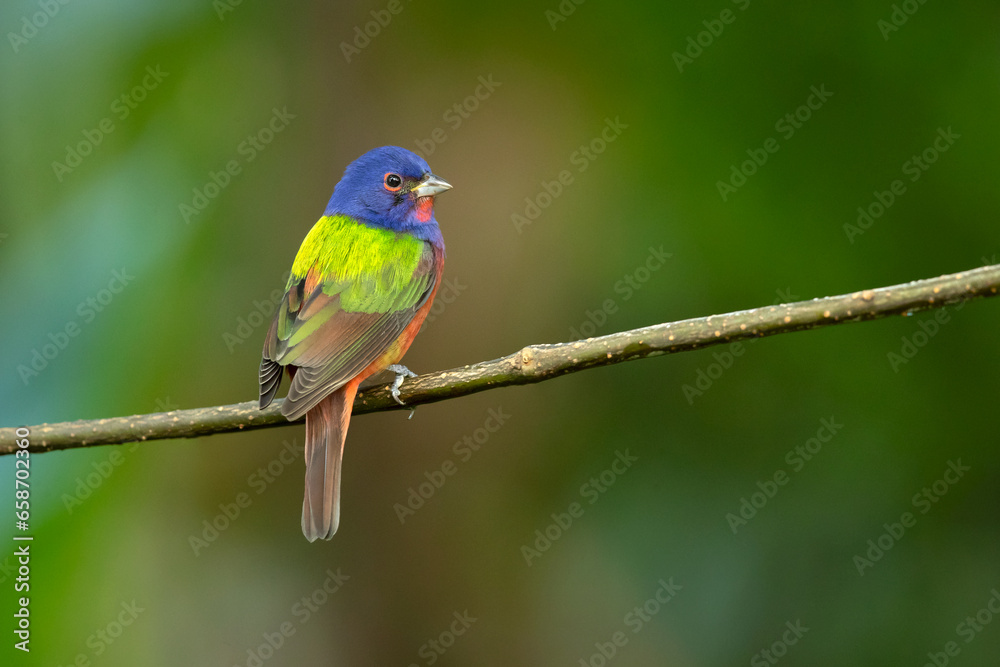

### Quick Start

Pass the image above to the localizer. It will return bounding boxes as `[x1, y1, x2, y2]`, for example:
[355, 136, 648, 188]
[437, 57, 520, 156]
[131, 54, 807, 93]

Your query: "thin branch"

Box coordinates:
[4, 263, 999, 456]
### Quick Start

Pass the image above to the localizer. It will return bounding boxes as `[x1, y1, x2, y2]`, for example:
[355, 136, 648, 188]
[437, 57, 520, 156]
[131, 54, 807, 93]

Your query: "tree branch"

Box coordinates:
[4, 263, 999, 456]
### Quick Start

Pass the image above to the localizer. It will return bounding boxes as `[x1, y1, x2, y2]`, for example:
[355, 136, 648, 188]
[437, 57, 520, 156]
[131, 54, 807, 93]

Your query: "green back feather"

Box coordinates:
[290, 215, 427, 314]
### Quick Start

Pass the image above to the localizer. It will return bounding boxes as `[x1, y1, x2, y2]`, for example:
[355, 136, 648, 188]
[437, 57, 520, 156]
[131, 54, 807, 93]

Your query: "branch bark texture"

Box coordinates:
[4, 263, 999, 456]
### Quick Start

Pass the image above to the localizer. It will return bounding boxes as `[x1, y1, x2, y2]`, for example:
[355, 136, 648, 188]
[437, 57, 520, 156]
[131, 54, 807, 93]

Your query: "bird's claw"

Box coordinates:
[387, 364, 418, 406]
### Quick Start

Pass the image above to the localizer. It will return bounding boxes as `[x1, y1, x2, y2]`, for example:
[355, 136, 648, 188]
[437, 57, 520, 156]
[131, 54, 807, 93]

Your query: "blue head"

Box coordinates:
[324, 146, 451, 242]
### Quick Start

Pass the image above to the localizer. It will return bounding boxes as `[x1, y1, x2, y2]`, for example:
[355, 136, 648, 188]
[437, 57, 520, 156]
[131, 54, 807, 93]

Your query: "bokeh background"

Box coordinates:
[2, 1, 999, 665]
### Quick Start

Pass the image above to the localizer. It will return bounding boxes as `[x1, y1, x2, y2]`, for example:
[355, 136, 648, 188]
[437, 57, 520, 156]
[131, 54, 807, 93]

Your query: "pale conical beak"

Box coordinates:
[412, 174, 452, 198]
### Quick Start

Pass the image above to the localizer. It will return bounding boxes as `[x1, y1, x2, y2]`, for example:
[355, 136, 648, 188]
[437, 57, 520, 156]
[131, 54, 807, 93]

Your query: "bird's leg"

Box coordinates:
[387, 364, 417, 406]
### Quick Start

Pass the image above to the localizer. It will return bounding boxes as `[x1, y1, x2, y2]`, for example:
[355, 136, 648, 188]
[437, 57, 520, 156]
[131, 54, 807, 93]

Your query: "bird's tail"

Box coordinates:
[301, 381, 359, 541]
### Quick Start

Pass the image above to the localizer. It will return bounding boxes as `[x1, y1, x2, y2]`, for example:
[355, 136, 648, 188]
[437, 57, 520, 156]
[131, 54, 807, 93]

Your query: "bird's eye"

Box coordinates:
[384, 173, 403, 191]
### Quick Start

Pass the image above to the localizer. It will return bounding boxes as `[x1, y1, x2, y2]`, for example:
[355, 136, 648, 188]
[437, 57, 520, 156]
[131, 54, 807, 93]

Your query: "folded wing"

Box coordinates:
[259, 216, 437, 420]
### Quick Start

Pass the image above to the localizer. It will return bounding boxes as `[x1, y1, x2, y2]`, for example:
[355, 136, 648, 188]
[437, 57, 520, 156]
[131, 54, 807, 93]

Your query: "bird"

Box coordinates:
[259, 146, 451, 541]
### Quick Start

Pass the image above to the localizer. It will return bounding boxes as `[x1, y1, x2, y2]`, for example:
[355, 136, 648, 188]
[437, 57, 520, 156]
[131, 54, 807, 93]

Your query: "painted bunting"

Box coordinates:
[259, 146, 451, 541]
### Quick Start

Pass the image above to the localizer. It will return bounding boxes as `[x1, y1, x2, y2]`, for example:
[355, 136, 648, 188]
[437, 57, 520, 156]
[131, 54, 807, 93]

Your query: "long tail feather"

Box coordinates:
[301, 381, 358, 541]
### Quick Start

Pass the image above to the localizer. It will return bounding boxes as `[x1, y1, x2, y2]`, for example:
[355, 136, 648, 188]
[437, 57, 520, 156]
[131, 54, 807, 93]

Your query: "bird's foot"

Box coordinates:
[387, 365, 418, 406]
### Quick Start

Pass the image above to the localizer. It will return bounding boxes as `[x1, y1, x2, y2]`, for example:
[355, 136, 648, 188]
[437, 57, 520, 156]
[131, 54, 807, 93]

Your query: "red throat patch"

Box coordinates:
[416, 196, 434, 222]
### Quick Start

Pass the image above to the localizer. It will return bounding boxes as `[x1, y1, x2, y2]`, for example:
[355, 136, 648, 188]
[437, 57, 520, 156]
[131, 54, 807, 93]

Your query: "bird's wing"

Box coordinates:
[259, 215, 438, 419]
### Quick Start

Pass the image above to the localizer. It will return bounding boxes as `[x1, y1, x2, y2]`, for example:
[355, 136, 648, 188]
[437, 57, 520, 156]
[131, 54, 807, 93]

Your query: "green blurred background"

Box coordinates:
[2, 1, 999, 665]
